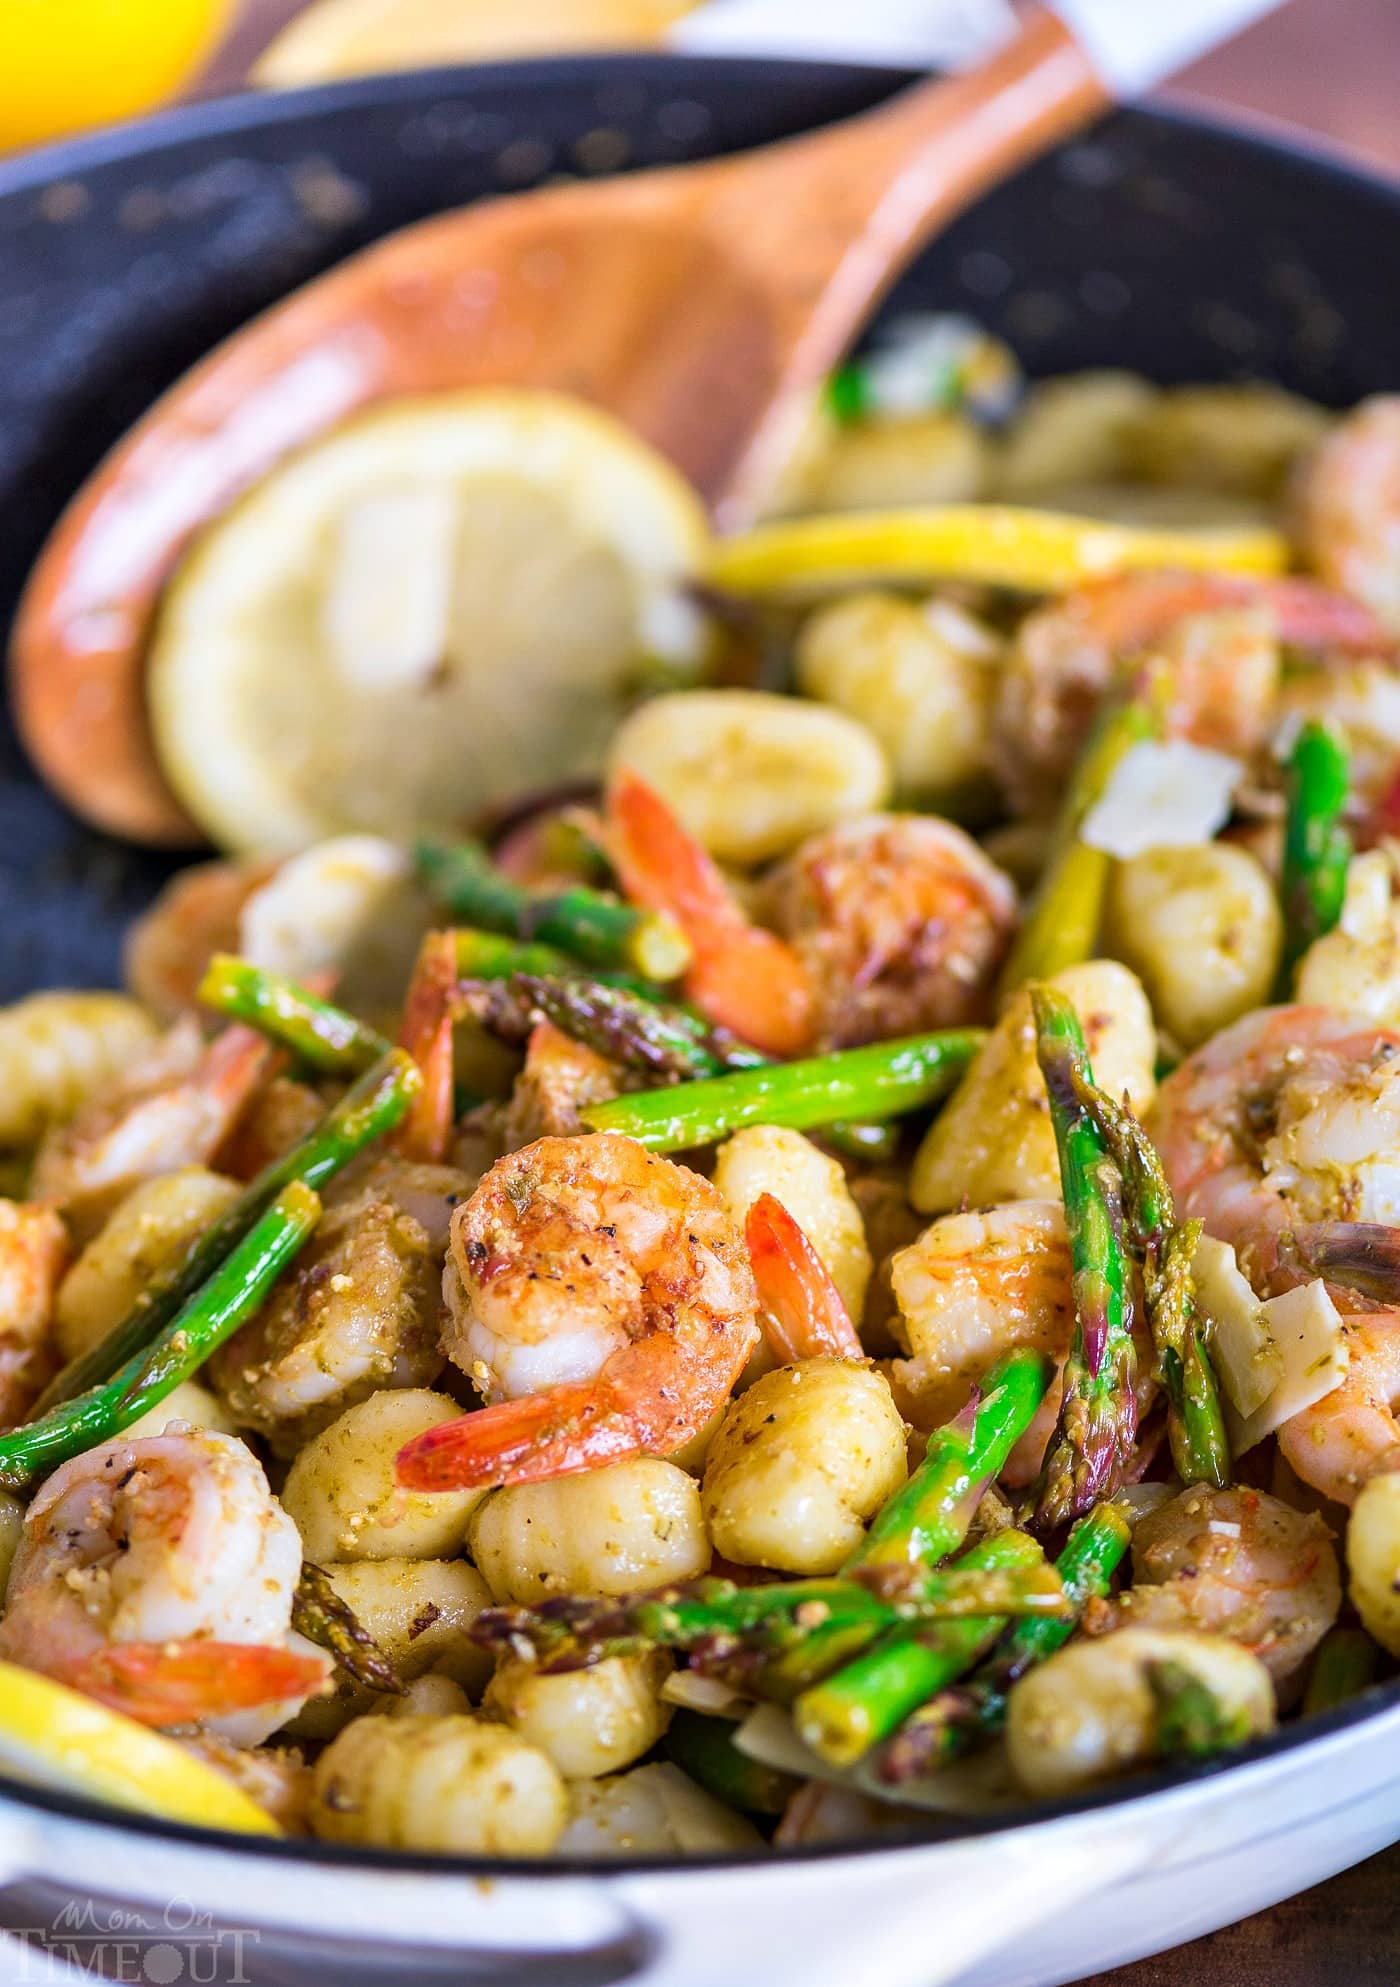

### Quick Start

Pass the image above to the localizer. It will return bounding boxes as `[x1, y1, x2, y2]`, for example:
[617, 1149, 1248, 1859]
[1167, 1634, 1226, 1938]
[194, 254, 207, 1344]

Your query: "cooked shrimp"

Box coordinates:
[607, 772, 813, 1058]
[993, 572, 1388, 815]
[1150, 1005, 1400, 1297]
[212, 1157, 467, 1455]
[766, 815, 1016, 1048]
[744, 1194, 864, 1363]
[0, 1200, 68, 1429]
[885, 1199, 1157, 1486]
[397, 1131, 759, 1491]
[885, 1200, 1073, 1486]
[124, 858, 276, 1020]
[1097, 1484, 1340, 1686]
[1293, 395, 1400, 630]
[0, 1425, 329, 1738]
[1277, 1312, 1400, 1505]
[30, 1017, 272, 1219]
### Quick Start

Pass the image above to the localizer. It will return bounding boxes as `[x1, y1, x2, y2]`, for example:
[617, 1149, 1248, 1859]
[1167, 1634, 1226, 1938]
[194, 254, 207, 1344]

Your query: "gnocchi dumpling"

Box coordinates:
[310, 1715, 567, 1854]
[606, 689, 890, 866]
[701, 1359, 907, 1574]
[281, 1389, 486, 1563]
[482, 1650, 672, 1778]
[467, 1458, 709, 1605]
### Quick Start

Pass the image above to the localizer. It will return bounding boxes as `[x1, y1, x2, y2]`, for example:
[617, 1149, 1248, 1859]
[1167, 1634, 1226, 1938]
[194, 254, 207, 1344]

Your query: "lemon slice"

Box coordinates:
[148, 391, 709, 856]
[255, 0, 695, 85]
[707, 505, 1289, 599]
[0, 1662, 280, 1834]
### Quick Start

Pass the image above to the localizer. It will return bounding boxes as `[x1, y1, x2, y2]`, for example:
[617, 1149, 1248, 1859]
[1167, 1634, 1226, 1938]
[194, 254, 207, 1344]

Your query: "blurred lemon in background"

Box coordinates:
[0, 0, 232, 150]
[256, 0, 697, 87]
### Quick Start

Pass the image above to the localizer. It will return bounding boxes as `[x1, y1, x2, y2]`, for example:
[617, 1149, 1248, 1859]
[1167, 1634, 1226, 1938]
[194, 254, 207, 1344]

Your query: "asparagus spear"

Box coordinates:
[1071, 1073, 1229, 1489]
[453, 928, 662, 1001]
[580, 1030, 983, 1152]
[1279, 719, 1352, 988]
[879, 1497, 1132, 1781]
[417, 836, 690, 983]
[200, 954, 391, 1073]
[792, 1529, 1049, 1767]
[1032, 987, 1139, 1527]
[1000, 698, 1157, 994]
[760, 1347, 1053, 1696]
[1303, 1627, 1380, 1716]
[850, 1348, 1052, 1573]
[0, 1183, 323, 1489]
[471, 1555, 1065, 1675]
[663, 1708, 800, 1815]
[293, 1563, 404, 1695]
[462, 974, 766, 1081]
[32, 1049, 421, 1415]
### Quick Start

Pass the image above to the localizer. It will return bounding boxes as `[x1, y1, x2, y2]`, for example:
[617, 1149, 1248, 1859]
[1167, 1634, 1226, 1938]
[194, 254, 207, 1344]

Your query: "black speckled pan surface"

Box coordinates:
[2, 55, 1399, 1001]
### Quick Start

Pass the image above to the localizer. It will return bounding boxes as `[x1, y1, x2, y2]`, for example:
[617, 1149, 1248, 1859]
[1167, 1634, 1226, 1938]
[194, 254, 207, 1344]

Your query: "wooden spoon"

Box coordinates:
[10, 0, 1283, 845]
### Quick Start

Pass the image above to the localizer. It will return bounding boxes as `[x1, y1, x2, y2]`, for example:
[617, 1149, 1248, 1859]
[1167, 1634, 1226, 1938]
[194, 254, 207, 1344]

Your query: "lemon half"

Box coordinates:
[0, 1662, 279, 1834]
[148, 391, 709, 855]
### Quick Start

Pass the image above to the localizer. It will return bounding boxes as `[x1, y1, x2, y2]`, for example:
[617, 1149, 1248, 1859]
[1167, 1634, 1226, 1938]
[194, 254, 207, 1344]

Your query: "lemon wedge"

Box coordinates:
[0, 1662, 280, 1834]
[255, 0, 695, 86]
[148, 391, 709, 856]
[707, 505, 1289, 598]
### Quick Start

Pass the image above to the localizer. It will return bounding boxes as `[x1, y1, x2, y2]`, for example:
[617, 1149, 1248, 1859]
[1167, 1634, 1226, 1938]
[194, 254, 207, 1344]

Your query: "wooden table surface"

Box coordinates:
[192, 1, 1400, 1980]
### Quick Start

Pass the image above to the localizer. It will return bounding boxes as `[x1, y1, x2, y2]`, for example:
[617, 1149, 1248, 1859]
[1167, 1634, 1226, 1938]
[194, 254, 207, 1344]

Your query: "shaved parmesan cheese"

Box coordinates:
[1193, 1233, 1283, 1418]
[732, 1702, 1018, 1816]
[1229, 1280, 1349, 1454]
[659, 1670, 747, 1719]
[1080, 739, 1242, 860]
[239, 835, 430, 1007]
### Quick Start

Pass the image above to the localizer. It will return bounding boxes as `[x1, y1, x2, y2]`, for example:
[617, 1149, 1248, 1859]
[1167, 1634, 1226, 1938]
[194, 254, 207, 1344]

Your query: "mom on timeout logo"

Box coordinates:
[9, 1896, 259, 1982]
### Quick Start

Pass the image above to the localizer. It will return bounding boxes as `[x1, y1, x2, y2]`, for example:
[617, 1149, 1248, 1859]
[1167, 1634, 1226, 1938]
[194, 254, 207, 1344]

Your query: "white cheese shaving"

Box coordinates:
[1228, 1280, 1349, 1455]
[659, 1670, 747, 1719]
[1193, 1233, 1283, 1419]
[1080, 738, 1243, 860]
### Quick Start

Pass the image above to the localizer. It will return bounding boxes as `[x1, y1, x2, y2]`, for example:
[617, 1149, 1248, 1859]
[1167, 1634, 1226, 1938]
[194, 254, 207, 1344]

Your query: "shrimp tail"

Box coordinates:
[396, 1386, 640, 1492]
[745, 1194, 864, 1363]
[393, 932, 459, 1163]
[1289, 1220, 1400, 1304]
[69, 1641, 331, 1727]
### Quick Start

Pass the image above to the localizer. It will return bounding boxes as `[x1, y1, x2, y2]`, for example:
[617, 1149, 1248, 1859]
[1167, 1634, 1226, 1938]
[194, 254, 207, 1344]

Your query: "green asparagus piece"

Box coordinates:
[663, 1710, 802, 1816]
[452, 928, 660, 1001]
[0, 1183, 322, 1489]
[1303, 1626, 1380, 1717]
[200, 955, 391, 1073]
[580, 1030, 983, 1152]
[465, 974, 766, 1081]
[1000, 698, 1157, 994]
[32, 1050, 421, 1416]
[761, 1348, 1054, 1698]
[792, 1530, 1048, 1767]
[850, 1347, 1053, 1573]
[471, 1555, 1065, 1675]
[452, 932, 898, 1161]
[1032, 987, 1139, 1526]
[879, 1498, 1132, 1781]
[1279, 719, 1352, 987]
[1068, 1066, 1230, 1489]
[418, 837, 690, 983]
[293, 1562, 404, 1695]
[1147, 1658, 1261, 1759]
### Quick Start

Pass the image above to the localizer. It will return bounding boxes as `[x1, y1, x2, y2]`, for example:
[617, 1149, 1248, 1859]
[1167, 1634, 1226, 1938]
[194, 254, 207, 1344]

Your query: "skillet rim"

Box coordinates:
[1, 47, 1398, 1880]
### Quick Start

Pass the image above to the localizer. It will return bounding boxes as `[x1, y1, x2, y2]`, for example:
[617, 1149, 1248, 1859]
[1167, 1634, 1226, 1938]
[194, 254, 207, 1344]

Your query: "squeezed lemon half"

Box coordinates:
[148, 391, 709, 855]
